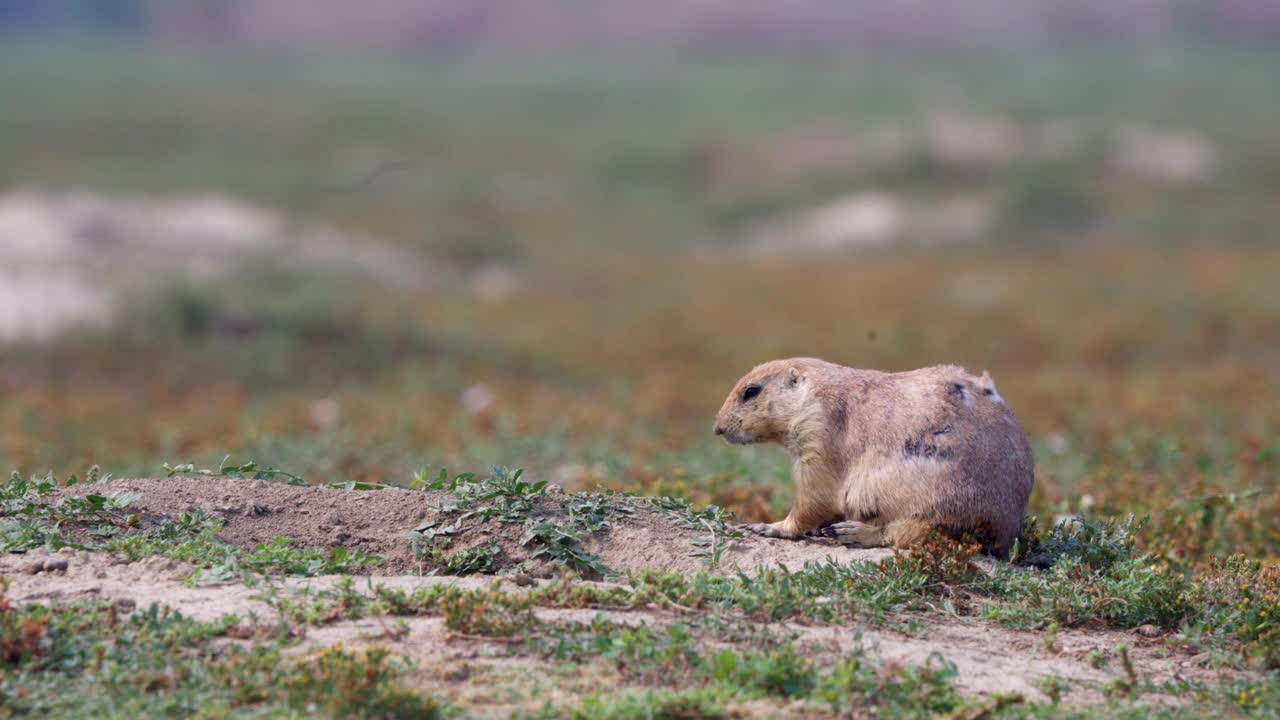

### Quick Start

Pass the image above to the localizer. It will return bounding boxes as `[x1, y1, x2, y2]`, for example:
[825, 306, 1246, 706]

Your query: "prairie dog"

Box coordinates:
[712, 358, 1034, 556]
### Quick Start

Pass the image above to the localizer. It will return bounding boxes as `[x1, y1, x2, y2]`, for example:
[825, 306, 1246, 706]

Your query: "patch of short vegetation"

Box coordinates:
[0, 583, 449, 718]
[1, 468, 137, 553]
[409, 466, 633, 578]
[986, 515, 1280, 671]
[440, 583, 539, 637]
[536, 619, 970, 718]
[564, 687, 735, 720]
[982, 516, 1195, 631]
[1193, 555, 1280, 670]
[262, 578, 974, 717]
[421, 541, 505, 576]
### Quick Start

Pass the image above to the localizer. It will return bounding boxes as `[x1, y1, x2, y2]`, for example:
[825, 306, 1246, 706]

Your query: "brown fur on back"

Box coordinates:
[713, 358, 1034, 555]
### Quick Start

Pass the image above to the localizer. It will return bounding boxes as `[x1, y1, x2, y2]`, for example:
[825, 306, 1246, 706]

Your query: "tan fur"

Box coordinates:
[712, 358, 1034, 556]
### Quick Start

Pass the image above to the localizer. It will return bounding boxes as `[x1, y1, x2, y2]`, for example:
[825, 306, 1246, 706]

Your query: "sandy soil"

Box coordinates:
[1, 548, 1230, 714]
[4, 477, 1239, 714]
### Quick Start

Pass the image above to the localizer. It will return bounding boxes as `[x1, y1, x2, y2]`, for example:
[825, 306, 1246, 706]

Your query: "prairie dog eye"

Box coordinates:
[741, 385, 762, 402]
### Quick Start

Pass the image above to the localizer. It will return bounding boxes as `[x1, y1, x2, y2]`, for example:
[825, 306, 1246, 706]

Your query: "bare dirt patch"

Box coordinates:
[47, 476, 887, 576]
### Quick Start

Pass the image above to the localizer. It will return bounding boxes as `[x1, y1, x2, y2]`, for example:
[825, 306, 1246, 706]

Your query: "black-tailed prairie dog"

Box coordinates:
[713, 358, 1034, 556]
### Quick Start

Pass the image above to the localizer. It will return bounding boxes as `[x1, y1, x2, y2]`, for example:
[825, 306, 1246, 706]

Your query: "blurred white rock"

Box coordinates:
[746, 191, 994, 254]
[309, 396, 343, 430]
[747, 191, 906, 253]
[1109, 126, 1218, 184]
[0, 189, 432, 342]
[460, 383, 495, 415]
[0, 268, 113, 342]
[1046, 432, 1070, 455]
[807, 192, 907, 248]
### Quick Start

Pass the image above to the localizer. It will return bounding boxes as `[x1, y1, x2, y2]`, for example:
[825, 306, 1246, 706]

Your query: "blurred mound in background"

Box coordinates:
[0, 189, 431, 340]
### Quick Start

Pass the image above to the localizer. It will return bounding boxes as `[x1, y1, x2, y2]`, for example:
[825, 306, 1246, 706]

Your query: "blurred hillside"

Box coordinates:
[5, 0, 1280, 49]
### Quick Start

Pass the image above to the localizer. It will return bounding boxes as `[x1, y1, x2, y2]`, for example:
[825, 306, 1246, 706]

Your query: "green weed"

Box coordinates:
[0, 470, 141, 552]
[440, 583, 537, 637]
[162, 457, 308, 486]
[412, 466, 615, 577]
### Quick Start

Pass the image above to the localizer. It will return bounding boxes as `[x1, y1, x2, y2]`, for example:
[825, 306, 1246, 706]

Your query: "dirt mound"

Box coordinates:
[49, 477, 888, 577]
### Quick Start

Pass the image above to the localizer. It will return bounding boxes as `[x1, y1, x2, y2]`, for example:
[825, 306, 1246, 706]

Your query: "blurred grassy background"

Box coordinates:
[1, 37, 1278, 562]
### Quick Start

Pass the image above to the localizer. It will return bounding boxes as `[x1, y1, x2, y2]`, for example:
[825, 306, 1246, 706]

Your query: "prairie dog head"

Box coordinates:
[712, 360, 811, 446]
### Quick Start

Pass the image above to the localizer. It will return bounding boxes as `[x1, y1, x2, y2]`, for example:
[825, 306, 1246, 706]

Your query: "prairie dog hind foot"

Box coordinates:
[819, 520, 886, 548]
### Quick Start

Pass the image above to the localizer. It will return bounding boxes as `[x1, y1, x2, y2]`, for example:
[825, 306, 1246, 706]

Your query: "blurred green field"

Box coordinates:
[2, 40, 1279, 564]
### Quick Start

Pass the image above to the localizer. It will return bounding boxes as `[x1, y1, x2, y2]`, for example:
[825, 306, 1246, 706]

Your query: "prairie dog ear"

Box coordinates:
[786, 366, 803, 386]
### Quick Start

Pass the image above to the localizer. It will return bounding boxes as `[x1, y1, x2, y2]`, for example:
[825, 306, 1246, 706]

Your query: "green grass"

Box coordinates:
[3, 40, 1280, 253]
[538, 619, 968, 716]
